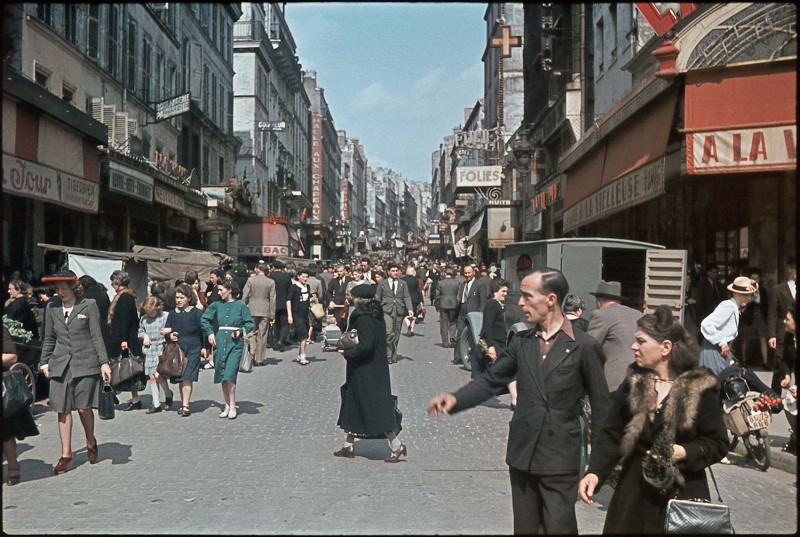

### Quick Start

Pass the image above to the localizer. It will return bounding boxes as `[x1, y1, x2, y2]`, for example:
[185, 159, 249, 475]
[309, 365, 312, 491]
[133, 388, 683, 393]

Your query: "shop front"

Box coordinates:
[237, 216, 292, 264]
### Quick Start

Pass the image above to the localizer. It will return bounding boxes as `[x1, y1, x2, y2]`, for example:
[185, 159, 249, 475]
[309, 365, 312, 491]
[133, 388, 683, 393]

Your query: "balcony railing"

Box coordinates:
[233, 20, 266, 43]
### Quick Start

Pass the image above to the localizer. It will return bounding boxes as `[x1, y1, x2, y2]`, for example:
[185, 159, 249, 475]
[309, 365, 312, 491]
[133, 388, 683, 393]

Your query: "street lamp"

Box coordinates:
[509, 135, 535, 173]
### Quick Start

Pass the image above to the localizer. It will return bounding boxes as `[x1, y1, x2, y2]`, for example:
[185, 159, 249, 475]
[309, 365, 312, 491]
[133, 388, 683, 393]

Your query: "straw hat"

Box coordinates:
[726, 276, 758, 294]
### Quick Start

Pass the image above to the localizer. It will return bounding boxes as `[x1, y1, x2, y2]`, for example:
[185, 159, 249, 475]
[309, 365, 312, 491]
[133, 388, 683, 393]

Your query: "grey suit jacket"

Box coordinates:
[452, 325, 610, 474]
[436, 278, 461, 310]
[376, 278, 413, 316]
[242, 273, 277, 319]
[456, 278, 486, 318]
[587, 303, 643, 392]
[40, 297, 109, 379]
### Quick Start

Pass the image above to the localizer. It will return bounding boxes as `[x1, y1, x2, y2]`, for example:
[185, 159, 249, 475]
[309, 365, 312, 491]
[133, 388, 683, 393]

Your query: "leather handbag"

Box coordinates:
[336, 329, 359, 351]
[664, 454, 733, 534]
[310, 303, 326, 320]
[98, 380, 117, 420]
[2, 369, 33, 416]
[157, 342, 188, 378]
[110, 349, 145, 386]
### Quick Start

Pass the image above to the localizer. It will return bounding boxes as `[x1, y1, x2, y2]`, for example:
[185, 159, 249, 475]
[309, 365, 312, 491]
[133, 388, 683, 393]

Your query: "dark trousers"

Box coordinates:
[438, 308, 458, 347]
[275, 309, 289, 347]
[718, 365, 772, 394]
[509, 468, 579, 535]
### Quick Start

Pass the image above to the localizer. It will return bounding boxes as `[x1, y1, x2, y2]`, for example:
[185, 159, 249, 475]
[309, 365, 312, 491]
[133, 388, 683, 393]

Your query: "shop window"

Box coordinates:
[715, 228, 740, 279]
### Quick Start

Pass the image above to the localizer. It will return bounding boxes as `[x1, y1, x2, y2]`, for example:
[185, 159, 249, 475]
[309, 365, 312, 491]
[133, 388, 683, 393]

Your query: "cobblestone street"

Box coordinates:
[3, 318, 797, 534]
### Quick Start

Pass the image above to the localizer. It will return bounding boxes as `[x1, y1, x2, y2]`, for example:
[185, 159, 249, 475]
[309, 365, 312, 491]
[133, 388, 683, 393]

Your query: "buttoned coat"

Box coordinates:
[327, 276, 352, 307]
[375, 278, 413, 316]
[451, 326, 610, 475]
[435, 277, 461, 311]
[456, 277, 486, 319]
[40, 297, 110, 379]
[242, 273, 276, 319]
[587, 303, 643, 392]
[267, 270, 293, 311]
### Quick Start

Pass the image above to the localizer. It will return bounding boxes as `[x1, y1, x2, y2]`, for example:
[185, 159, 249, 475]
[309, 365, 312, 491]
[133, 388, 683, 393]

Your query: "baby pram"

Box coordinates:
[322, 314, 342, 351]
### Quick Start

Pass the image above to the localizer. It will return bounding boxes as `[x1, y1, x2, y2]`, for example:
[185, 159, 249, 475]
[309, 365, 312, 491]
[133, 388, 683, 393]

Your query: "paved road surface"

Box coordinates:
[3, 317, 796, 534]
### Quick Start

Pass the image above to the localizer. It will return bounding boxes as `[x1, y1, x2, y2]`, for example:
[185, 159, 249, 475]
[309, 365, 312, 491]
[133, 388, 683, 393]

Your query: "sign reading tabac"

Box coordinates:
[456, 165, 502, 188]
[310, 115, 323, 225]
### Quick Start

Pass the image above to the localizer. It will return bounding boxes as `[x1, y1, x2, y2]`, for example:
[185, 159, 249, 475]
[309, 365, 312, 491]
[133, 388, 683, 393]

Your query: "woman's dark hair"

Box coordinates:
[173, 283, 195, 305]
[9, 280, 28, 294]
[220, 279, 239, 296]
[184, 270, 199, 285]
[563, 294, 586, 313]
[490, 278, 509, 295]
[150, 282, 167, 298]
[210, 268, 224, 279]
[78, 275, 106, 291]
[637, 305, 700, 374]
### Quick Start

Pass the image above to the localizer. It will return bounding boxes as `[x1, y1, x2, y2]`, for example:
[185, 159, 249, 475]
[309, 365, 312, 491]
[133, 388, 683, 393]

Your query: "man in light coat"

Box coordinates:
[587, 280, 642, 392]
[242, 262, 276, 366]
[375, 262, 414, 364]
[435, 268, 460, 348]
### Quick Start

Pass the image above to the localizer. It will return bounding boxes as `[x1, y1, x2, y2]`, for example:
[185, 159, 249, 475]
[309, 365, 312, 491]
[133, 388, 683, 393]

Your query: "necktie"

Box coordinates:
[392, 279, 397, 294]
[463, 281, 471, 303]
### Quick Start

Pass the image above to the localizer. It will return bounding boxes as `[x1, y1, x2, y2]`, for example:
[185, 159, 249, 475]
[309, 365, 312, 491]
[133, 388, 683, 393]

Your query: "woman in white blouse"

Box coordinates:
[699, 276, 757, 374]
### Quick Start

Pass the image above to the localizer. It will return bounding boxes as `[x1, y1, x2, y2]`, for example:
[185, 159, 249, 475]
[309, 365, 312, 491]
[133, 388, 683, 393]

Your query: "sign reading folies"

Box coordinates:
[456, 166, 502, 188]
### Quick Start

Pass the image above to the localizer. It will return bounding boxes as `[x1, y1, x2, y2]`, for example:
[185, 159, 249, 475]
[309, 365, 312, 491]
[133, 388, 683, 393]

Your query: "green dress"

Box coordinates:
[201, 300, 254, 384]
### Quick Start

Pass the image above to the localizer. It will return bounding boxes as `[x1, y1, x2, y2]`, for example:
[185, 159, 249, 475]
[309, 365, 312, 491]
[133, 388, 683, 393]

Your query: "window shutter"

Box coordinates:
[114, 113, 128, 150]
[126, 21, 137, 92]
[90, 97, 104, 123]
[102, 104, 116, 145]
[87, 5, 100, 60]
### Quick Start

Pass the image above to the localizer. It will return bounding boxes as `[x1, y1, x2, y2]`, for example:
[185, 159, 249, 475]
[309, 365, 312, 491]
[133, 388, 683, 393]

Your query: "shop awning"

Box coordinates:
[563, 87, 678, 211]
[237, 220, 290, 257]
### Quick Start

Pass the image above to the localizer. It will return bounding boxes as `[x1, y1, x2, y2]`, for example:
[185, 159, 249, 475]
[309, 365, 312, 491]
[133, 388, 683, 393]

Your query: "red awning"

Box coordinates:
[564, 87, 677, 210]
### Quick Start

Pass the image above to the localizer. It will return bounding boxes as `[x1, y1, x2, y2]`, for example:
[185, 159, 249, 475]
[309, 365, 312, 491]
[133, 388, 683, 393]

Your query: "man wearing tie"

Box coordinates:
[453, 264, 487, 365]
[376, 262, 414, 364]
[326, 265, 352, 332]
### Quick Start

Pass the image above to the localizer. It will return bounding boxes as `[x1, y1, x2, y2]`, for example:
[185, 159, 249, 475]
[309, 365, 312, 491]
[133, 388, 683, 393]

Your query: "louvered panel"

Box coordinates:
[644, 249, 687, 323]
[90, 97, 104, 123]
[127, 118, 138, 138]
[114, 113, 128, 146]
[102, 104, 116, 144]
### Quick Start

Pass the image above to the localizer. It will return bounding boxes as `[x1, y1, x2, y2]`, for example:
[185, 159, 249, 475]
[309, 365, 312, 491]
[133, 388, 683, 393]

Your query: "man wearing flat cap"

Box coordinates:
[587, 280, 642, 392]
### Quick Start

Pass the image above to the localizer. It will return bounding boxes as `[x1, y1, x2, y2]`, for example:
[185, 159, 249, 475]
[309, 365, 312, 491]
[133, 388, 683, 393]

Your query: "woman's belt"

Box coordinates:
[218, 326, 239, 331]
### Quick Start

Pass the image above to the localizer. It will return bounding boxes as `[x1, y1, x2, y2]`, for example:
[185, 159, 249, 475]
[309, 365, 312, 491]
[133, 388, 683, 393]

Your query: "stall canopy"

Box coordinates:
[131, 245, 229, 283]
[237, 219, 290, 257]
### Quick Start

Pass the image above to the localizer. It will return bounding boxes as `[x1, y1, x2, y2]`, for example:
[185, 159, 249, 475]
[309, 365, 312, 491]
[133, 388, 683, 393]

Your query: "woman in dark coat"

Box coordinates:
[335, 284, 406, 462]
[401, 267, 423, 336]
[3, 325, 39, 485]
[108, 270, 145, 411]
[5, 280, 39, 339]
[78, 275, 112, 356]
[579, 305, 728, 534]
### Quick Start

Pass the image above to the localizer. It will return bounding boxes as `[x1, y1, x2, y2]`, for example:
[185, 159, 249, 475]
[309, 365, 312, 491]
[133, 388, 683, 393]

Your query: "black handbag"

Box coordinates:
[336, 330, 359, 351]
[110, 350, 145, 387]
[157, 342, 188, 377]
[664, 465, 733, 534]
[2, 369, 33, 416]
[98, 380, 117, 420]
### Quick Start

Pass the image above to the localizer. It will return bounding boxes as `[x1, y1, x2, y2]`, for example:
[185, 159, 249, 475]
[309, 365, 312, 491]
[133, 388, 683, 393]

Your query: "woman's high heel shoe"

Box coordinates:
[54, 455, 73, 474]
[87, 439, 98, 464]
[6, 466, 20, 486]
[333, 446, 355, 458]
[384, 443, 407, 463]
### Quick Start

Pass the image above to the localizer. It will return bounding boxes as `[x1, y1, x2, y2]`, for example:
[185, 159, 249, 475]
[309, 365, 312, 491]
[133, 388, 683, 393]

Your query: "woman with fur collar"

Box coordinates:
[578, 305, 728, 534]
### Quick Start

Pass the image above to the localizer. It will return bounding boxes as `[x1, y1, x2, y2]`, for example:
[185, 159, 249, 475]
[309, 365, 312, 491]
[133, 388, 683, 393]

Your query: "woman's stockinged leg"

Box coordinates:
[57, 412, 73, 457]
[343, 433, 355, 448]
[180, 381, 192, 408]
[386, 431, 402, 451]
[76, 408, 95, 445]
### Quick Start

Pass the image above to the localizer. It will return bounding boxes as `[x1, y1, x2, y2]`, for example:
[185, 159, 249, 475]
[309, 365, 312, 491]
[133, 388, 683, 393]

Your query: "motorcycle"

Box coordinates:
[721, 368, 779, 471]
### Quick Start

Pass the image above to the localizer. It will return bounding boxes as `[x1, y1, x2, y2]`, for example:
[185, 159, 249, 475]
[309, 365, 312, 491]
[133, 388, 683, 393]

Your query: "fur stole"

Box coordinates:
[619, 367, 719, 463]
[108, 287, 136, 326]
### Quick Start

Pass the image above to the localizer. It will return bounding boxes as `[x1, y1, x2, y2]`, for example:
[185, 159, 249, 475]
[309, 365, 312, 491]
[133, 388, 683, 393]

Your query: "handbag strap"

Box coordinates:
[699, 444, 724, 503]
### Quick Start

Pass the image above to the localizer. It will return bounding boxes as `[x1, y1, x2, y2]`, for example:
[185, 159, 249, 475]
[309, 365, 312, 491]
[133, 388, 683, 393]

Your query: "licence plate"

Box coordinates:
[746, 411, 771, 430]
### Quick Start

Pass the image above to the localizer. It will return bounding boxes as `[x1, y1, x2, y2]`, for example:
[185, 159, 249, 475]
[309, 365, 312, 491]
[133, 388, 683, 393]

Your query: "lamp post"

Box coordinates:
[508, 134, 534, 242]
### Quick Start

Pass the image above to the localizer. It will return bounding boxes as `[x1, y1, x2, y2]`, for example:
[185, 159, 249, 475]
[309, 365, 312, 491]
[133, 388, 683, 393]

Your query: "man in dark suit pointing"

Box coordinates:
[427, 268, 610, 534]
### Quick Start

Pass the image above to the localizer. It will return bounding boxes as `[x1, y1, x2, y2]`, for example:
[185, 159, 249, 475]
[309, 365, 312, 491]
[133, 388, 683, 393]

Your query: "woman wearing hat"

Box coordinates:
[334, 284, 406, 462]
[39, 269, 112, 474]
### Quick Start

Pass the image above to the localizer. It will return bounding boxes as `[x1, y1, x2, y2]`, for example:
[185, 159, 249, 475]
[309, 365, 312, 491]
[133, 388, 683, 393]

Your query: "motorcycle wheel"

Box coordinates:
[742, 430, 771, 471]
[458, 329, 473, 371]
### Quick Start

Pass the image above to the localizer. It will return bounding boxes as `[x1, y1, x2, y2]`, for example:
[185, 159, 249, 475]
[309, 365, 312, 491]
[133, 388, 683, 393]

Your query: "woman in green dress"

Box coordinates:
[201, 280, 254, 420]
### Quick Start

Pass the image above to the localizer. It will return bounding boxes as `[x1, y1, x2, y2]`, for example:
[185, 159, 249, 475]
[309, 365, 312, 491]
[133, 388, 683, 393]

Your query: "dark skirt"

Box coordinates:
[603, 456, 669, 534]
[48, 363, 101, 413]
[2, 407, 39, 442]
[170, 341, 202, 383]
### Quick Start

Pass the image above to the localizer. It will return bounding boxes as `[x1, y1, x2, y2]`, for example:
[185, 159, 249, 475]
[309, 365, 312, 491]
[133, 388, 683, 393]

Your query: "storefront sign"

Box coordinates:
[310, 115, 323, 224]
[154, 184, 185, 211]
[487, 207, 515, 249]
[687, 125, 796, 174]
[257, 121, 286, 131]
[2, 153, 99, 213]
[166, 213, 190, 233]
[456, 165, 502, 188]
[454, 128, 504, 151]
[342, 180, 349, 222]
[154, 150, 190, 180]
[109, 161, 153, 203]
[155, 93, 190, 121]
[563, 158, 665, 232]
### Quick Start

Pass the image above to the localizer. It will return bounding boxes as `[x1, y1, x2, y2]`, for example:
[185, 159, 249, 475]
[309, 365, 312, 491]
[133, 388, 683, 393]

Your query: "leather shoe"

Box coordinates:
[333, 446, 355, 458]
[123, 400, 142, 411]
[164, 391, 174, 410]
[450, 358, 461, 365]
[384, 443, 407, 463]
[146, 405, 162, 414]
[87, 439, 99, 464]
[54, 455, 73, 474]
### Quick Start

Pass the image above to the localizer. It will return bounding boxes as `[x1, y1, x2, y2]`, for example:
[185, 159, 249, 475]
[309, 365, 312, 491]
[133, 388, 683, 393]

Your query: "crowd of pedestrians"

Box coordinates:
[2, 253, 795, 535]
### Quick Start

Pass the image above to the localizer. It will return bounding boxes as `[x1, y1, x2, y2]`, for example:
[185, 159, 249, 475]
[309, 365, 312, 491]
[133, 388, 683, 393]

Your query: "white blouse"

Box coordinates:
[700, 298, 740, 347]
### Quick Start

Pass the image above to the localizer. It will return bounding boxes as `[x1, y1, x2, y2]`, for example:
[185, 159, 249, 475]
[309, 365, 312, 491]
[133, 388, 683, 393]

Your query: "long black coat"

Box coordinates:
[82, 286, 112, 356]
[108, 291, 142, 358]
[5, 297, 39, 339]
[337, 300, 398, 438]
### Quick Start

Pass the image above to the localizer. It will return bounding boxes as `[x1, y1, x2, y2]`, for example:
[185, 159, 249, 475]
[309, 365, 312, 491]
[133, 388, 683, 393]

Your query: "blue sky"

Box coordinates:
[284, 2, 488, 182]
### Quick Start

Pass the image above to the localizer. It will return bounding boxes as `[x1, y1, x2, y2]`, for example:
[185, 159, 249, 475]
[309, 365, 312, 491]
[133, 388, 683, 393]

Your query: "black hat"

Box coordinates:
[271, 260, 285, 270]
[41, 268, 78, 282]
[350, 284, 376, 299]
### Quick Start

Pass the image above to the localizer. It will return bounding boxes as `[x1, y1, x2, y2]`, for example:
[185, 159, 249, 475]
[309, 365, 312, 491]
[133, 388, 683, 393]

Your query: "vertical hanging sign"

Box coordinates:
[310, 114, 323, 225]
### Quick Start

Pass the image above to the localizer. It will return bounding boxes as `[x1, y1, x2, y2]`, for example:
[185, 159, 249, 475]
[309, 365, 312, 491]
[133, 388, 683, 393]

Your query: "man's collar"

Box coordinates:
[534, 315, 575, 341]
